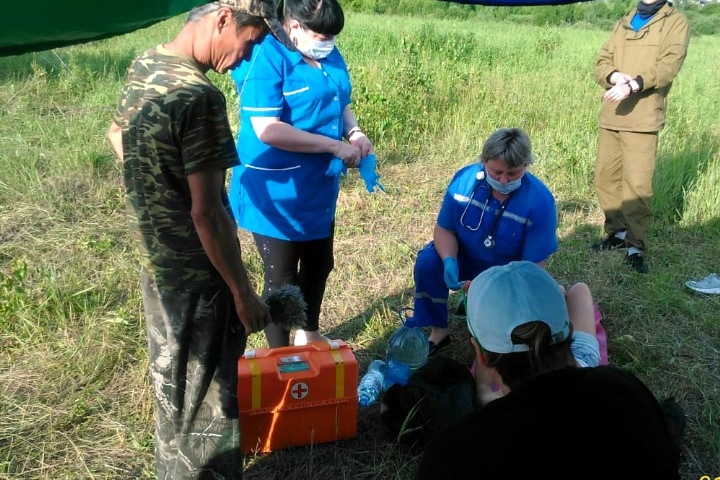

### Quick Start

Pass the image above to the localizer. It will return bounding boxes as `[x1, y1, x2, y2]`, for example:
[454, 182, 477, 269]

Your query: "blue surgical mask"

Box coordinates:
[486, 173, 523, 195]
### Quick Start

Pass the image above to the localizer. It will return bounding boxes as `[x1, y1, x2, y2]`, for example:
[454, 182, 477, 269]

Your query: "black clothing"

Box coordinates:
[253, 232, 334, 347]
[637, 0, 667, 19]
[417, 365, 680, 480]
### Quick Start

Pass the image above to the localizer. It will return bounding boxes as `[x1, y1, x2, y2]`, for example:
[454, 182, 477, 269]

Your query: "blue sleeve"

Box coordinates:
[436, 190, 455, 230]
[437, 165, 476, 230]
[239, 40, 285, 118]
[521, 188, 558, 262]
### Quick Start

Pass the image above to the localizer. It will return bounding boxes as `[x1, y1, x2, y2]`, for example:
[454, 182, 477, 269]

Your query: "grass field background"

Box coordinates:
[1, 9, 719, 479]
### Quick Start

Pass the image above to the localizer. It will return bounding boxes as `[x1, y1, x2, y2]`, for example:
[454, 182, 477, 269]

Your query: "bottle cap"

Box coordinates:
[398, 307, 416, 328]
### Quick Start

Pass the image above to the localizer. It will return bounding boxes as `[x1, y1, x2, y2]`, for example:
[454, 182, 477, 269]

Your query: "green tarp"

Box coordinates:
[2, 0, 597, 57]
[0, 0, 207, 57]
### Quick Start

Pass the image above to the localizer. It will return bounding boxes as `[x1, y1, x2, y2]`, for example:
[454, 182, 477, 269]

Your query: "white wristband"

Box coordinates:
[346, 127, 363, 139]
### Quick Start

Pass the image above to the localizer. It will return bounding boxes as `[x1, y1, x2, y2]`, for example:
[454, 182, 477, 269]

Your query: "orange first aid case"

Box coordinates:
[237, 339, 358, 453]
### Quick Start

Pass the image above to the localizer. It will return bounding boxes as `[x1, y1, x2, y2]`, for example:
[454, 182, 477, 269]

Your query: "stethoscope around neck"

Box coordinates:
[459, 170, 513, 249]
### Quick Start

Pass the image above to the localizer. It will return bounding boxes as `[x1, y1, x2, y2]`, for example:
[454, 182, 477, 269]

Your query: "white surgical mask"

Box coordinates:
[486, 173, 523, 195]
[298, 38, 335, 59]
[292, 26, 336, 60]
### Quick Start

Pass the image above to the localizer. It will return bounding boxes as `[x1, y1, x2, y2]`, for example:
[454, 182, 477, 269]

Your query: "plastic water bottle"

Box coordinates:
[357, 359, 387, 407]
[385, 308, 429, 387]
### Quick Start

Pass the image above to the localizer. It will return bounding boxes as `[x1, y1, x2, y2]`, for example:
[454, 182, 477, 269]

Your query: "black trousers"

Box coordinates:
[253, 230, 334, 347]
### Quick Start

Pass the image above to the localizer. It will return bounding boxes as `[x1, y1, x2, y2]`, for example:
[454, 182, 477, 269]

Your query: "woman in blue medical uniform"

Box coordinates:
[228, 0, 374, 347]
[413, 128, 559, 356]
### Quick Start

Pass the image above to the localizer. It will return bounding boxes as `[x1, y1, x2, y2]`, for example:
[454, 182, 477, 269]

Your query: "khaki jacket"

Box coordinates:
[594, 3, 689, 133]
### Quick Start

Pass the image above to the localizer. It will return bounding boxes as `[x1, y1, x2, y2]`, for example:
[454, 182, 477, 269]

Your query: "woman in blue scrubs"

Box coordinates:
[412, 128, 559, 356]
[228, 0, 374, 347]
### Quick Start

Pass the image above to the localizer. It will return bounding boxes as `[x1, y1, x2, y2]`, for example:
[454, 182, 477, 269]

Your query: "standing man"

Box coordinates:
[592, 0, 689, 273]
[106, 1, 294, 478]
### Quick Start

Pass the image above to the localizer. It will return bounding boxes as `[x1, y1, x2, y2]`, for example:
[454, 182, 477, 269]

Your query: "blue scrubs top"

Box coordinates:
[228, 35, 352, 241]
[437, 163, 558, 269]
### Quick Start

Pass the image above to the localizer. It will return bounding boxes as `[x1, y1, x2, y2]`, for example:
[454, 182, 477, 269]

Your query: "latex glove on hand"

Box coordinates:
[325, 157, 348, 177]
[443, 257, 463, 291]
[358, 153, 385, 193]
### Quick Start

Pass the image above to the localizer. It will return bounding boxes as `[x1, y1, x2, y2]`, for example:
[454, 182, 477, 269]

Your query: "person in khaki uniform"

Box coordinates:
[106, 1, 295, 478]
[592, 0, 689, 273]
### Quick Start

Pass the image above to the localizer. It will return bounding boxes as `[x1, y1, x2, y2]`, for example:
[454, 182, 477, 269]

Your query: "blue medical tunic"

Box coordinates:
[437, 163, 558, 270]
[228, 35, 352, 241]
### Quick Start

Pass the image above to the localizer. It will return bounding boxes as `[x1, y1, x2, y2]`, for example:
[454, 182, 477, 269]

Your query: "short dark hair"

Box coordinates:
[285, 0, 344, 36]
[485, 321, 575, 390]
[232, 11, 269, 33]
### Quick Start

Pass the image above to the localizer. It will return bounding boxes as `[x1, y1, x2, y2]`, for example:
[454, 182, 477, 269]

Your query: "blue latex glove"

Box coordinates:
[325, 157, 347, 177]
[443, 257, 463, 291]
[358, 154, 385, 193]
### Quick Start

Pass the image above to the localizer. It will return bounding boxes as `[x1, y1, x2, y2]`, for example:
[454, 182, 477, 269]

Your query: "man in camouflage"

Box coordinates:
[106, 1, 294, 478]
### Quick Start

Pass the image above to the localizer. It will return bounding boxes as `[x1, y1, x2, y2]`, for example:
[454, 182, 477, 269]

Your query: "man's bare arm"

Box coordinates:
[107, 121, 124, 163]
[187, 169, 270, 334]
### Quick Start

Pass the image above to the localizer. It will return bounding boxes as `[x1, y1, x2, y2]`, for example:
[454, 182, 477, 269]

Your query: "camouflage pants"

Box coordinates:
[141, 269, 246, 479]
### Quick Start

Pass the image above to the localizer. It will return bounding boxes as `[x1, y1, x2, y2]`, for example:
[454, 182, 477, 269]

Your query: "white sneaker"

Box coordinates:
[293, 329, 307, 346]
[294, 329, 330, 346]
[685, 273, 720, 294]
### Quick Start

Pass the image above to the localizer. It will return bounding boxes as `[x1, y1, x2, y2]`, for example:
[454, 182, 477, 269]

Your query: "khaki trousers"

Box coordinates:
[595, 128, 658, 251]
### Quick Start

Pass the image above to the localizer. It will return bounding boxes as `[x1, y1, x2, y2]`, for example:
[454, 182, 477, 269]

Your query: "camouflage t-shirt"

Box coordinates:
[114, 45, 240, 294]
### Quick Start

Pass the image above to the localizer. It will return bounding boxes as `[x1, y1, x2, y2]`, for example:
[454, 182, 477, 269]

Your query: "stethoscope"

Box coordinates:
[459, 170, 513, 249]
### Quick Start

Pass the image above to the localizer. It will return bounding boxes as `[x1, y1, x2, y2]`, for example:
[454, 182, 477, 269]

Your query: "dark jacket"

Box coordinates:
[417, 366, 681, 480]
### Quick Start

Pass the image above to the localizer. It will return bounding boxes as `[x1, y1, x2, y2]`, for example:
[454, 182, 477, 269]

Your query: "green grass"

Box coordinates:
[1, 11, 719, 479]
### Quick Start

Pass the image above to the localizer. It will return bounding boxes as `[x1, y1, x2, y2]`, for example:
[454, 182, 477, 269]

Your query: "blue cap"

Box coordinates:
[466, 261, 570, 354]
